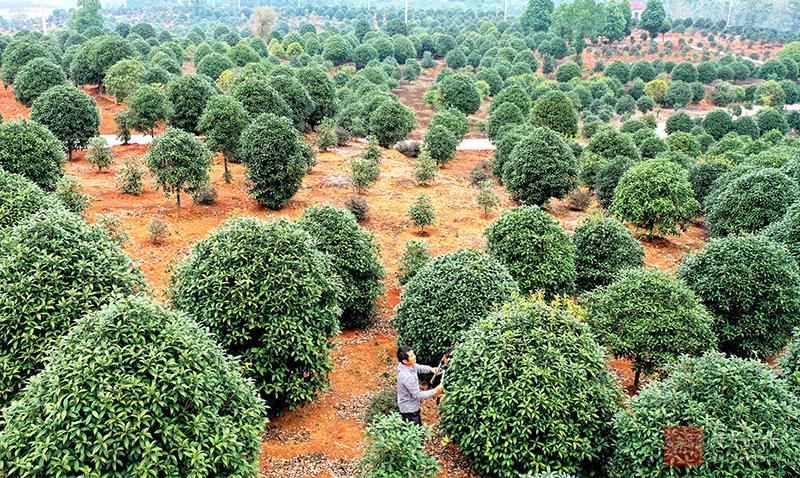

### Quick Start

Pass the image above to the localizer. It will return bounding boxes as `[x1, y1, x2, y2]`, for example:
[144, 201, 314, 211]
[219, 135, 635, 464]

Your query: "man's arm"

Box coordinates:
[399, 370, 436, 402]
[413, 363, 432, 374]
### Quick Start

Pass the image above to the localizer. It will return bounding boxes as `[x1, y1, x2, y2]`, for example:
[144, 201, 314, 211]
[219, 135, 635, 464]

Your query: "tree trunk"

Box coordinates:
[68, 148, 73, 161]
[177, 191, 181, 212]
[633, 369, 641, 390]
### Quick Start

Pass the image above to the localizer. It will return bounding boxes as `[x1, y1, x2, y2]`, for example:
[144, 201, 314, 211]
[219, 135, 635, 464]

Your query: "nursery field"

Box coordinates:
[18, 63, 712, 477]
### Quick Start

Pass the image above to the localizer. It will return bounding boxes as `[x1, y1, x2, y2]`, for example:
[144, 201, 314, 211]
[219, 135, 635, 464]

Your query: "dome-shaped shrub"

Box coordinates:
[555, 60, 581, 83]
[665, 110, 694, 134]
[0, 167, 63, 229]
[778, 328, 800, 393]
[489, 83, 532, 116]
[487, 103, 523, 142]
[368, 99, 417, 147]
[230, 77, 291, 119]
[595, 155, 635, 208]
[702, 109, 734, 140]
[762, 201, 800, 262]
[0, 119, 65, 191]
[679, 235, 800, 358]
[195, 51, 234, 81]
[530, 90, 579, 139]
[0, 294, 266, 477]
[296, 205, 385, 330]
[610, 158, 700, 239]
[687, 159, 731, 204]
[395, 248, 518, 365]
[439, 72, 482, 115]
[573, 214, 645, 292]
[584, 127, 640, 162]
[0, 208, 146, 407]
[706, 168, 799, 236]
[240, 113, 306, 209]
[611, 352, 800, 476]
[440, 298, 622, 478]
[484, 206, 576, 297]
[169, 217, 342, 410]
[504, 127, 578, 206]
[423, 123, 458, 166]
[584, 267, 716, 388]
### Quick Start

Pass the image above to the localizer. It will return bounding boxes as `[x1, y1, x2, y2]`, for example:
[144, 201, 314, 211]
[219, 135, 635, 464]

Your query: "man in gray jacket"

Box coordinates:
[396, 345, 443, 426]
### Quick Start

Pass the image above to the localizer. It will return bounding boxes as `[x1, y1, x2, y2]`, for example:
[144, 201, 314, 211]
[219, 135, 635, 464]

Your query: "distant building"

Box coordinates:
[631, 1, 647, 19]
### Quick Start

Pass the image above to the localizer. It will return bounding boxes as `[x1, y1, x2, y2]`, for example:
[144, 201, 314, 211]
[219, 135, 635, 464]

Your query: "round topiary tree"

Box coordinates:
[439, 72, 482, 115]
[230, 77, 291, 120]
[504, 127, 577, 206]
[267, 74, 314, 128]
[297, 64, 337, 127]
[733, 114, 760, 139]
[296, 205, 385, 330]
[490, 83, 532, 116]
[702, 109, 734, 140]
[195, 51, 234, 81]
[30, 84, 101, 161]
[368, 99, 417, 148]
[169, 216, 342, 411]
[395, 248, 519, 365]
[145, 127, 213, 211]
[664, 81, 694, 109]
[665, 131, 700, 158]
[0, 208, 146, 408]
[0, 294, 266, 476]
[611, 352, 800, 476]
[584, 267, 716, 389]
[11, 57, 67, 107]
[756, 107, 790, 136]
[424, 123, 458, 166]
[573, 214, 645, 292]
[678, 234, 800, 359]
[197, 95, 249, 180]
[125, 84, 173, 137]
[595, 156, 635, 207]
[530, 90, 579, 139]
[610, 158, 700, 239]
[555, 60, 581, 83]
[688, 159, 731, 204]
[165, 74, 219, 134]
[240, 113, 307, 209]
[103, 58, 145, 103]
[605, 60, 630, 84]
[630, 60, 656, 82]
[665, 110, 694, 134]
[706, 168, 799, 236]
[671, 61, 699, 83]
[484, 206, 576, 297]
[0, 119, 65, 191]
[429, 108, 469, 142]
[440, 298, 622, 478]
[487, 102, 523, 141]
[584, 128, 641, 162]
[0, 168, 63, 230]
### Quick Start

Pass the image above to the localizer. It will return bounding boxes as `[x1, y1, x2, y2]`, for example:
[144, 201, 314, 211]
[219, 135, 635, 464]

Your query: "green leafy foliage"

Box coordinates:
[267, 74, 314, 128]
[439, 73, 482, 115]
[0, 119, 65, 191]
[169, 217, 342, 411]
[230, 77, 291, 120]
[584, 128, 640, 162]
[369, 100, 417, 148]
[396, 248, 519, 365]
[86, 136, 114, 172]
[359, 413, 440, 478]
[424, 123, 458, 166]
[364, 388, 400, 424]
[125, 85, 173, 136]
[504, 127, 577, 206]
[778, 328, 800, 393]
[103, 58, 145, 103]
[70, 35, 136, 89]
[30, 85, 100, 161]
[440, 298, 621, 478]
[197, 95, 249, 179]
[0, 295, 266, 477]
[166, 74, 219, 134]
[0, 168, 63, 230]
[1, 37, 55, 87]
[145, 127, 213, 211]
[687, 159, 731, 204]
[240, 113, 306, 209]
[12, 57, 67, 107]
[573, 214, 645, 292]
[530, 90, 579, 139]
[397, 239, 432, 286]
[484, 206, 576, 297]
[195, 51, 234, 81]
[706, 168, 799, 236]
[115, 154, 147, 195]
[297, 205, 385, 330]
[611, 352, 800, 477]
[610, 158, 700, 238]
[407, 193, 436, 233]
[0, 208, 146, 407]
[584, 267, 716, 386]
[679, 235, 800, 359]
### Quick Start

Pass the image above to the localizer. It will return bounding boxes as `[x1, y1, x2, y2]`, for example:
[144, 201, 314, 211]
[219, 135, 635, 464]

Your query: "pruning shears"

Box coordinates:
[432, 346, 456, 405]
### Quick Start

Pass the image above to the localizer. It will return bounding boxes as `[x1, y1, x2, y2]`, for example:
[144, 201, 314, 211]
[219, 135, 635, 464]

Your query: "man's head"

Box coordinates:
[397, 345, 416, 366]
